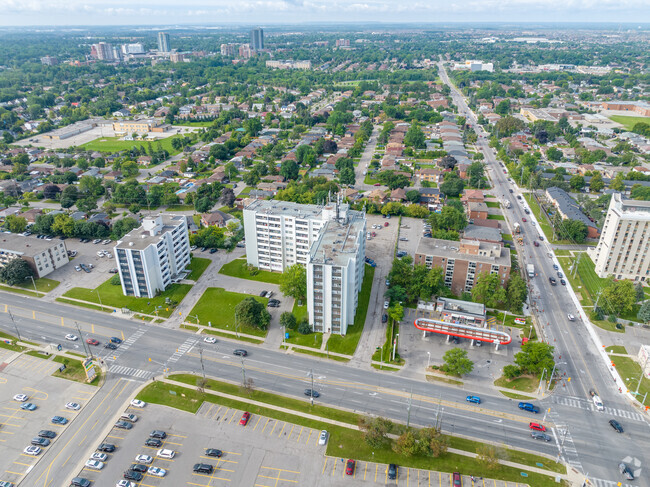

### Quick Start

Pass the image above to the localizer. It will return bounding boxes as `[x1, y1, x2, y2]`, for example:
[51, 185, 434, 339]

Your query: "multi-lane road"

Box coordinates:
[438, 62, 650, 485]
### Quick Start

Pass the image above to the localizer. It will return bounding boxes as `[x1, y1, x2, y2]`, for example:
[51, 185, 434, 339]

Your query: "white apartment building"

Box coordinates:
[243, 199, 366, 334]
[114, 215, 191, 298]
[590, 193, 650, 281]
[0, 234, 69, 278]
[307, 215, 366, 335]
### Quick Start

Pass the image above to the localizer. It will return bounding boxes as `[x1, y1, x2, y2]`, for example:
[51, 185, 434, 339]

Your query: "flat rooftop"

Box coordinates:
[115, 214, 185, 251]
[437, 297, 486, 318]
[0, 233, 65, 257]
[245, 199, 363, 221]
[416, 237, 511, 266]
[309, 215, 365, 266]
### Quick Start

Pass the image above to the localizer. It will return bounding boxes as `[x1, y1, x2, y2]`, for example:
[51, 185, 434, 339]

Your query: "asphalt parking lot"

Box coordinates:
[75, 401, 328, 487]
[396, 217, 427, 259]
[0, 350, 96, 486]
[364, 214, 399, 268]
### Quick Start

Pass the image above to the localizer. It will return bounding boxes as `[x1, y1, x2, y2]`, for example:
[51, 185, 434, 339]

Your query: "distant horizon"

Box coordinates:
[1, 0, 649, 28]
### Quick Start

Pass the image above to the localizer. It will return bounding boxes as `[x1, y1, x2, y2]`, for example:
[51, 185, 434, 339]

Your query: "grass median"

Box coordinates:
[186, 257, 212, 281]
[138, 375, 564, 485]
[52, 355, 101, 386]
[218, 258, 282, 284]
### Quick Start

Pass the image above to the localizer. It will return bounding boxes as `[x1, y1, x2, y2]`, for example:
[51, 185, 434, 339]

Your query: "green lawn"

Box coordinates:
[81, 136, 182, 155]
[219, 259, 282, 284]
[284, 331, 323, 349]
[173, 121, 215, 127]
[292, 301, 308, 323]
[487, 214, 505, 220]
[485, 201, 500, 208]
[0, 285, 44, 298]
[186, 257, 211, 281]
[609, 115, 650, 131]
[611, 356, 650, 406]
[0, 330, 25, 351]
[62, 278, 192, 317]
[186, 287, 268, 337]
[364, 174, 381, 185]
[52, 355, 100, 386]
[523, 194, 555, 241]
[605, 345, 628, 354]
[326, 265, 375, 356]
[139, 376, 563, 487]
[14, 277, 60, 293]
[494, 375, 538, 393]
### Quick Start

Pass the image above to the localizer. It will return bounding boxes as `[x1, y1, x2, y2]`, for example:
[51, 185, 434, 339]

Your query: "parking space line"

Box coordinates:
[229, 409, 238, 423]
[12, 461, 32, 467]
[375, 464, 378, 482]
[212, 406, 223, 420]
[332, 459, 337, 476]
[258, 474, 298, 484]
[261, 418, 271, 433]
[277, 423, 287, 438]
[106, 434, 125, 440]
[253, 416, 262, 430]
[305, 429, 313, 445]
[205, 403, 216, 417]
[5, 470, 24, 475]
[167, 434, 187, 438]
[322, 458, 327, 475]
[294, 426, 303, 442]
[163, 441, 183, 446]
[364, 462, 368, 480]
[269, 420, 278, 436]
[260, 466, 300, 474]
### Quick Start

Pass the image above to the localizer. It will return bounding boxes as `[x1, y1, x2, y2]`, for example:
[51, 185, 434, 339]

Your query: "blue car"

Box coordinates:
[21, 402, 37, 411]
[51, 416, 69, 425]
[466, 395, 481, 404]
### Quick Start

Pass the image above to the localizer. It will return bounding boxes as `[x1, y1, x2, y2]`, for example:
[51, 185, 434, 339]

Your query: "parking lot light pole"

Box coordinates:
[29, 275, 37, 294]
[427, 351, 431, 369]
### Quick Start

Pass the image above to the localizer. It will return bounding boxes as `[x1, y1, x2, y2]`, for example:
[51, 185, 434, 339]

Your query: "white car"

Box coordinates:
[65, 334, 78, 341]
[383, 301, 389, 309]
[203, 336, 217, 344]
[116, 481, 135, 487]
[134, 454, 153, 464]
[130, 399, 146, 408]
[156, 448, 175, 459]
[13, 394, 28, 402]
[567, 314, 576, 322]
[85, 459, 104, 470]
[65, 402, 81, 410]
[24, 446, 41, 456]
[318, 430, 329, 446]
[148, 466, 167, 477]
[75, 265, 81, 272]
[90, 452, 107, 462]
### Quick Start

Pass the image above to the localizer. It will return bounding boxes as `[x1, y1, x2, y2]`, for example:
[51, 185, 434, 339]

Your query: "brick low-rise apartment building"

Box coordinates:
[414, 238, 511, 296]
[0, 234, 69, 278]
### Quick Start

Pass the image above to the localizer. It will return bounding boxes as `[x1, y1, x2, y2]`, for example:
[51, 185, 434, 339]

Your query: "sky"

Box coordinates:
[1, 0, 649, 25]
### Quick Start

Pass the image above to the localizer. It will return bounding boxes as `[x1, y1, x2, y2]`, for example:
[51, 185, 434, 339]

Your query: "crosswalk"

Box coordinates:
[548, 410, 583, 472]
[167, 337, 199, 363]
[104, 327, 147, 363]
[590, 478, 636, 487]
[551, 395, 647, 422]
[108, 364, 153, 379]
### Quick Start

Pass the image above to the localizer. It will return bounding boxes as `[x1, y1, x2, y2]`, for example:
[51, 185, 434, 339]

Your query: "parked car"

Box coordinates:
[123, 470, 143, 481]
[453, 472, 462, 486]
[193, 464, 214, 474]
[31, 437, 50, 447]
[384, 301, 389, 309]
[345, 459, 356, 475]
[318, 430, 329, 446]
[205, 448, 223, 457]
[69, 478, 91, 487]
[239, 412, 251, 426]
[381, 313, 388, 323]
[97, 443, 115, 452]
[156, 449, 175, 459]
[21, 402, 37, 411]
[13, 394, 28, 402]
[149, 430, 167, 439]
[148, 466, 167, 477]
[114, 421, 133, 430]
[388, 464, 398, 480]
[38, 430, 56, 439]
[24, 446, 41, 456]
[51, 416, 68, 425]
[130, 399, 146, 408]
[65, 402, 81, 410]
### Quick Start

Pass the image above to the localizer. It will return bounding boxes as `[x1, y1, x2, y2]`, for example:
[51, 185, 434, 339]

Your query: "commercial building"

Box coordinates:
[590, 193, 650, 281]
[91, 42, 114, 61]
[453, 60, 494, 72]
[243, 199, 366, 334]
[122, 43, 145, 55]
[114, 215, 190, 298]
[41, 120, 97, 140]
[112, 119, 166, 134]
[250, 28, 264, 51]
[414, 238, 511, 296]
[0, 234, 69, 278]
[266, 60, 312, 70]
[40, 56, 59, 66]
[158, 32, 170, 52]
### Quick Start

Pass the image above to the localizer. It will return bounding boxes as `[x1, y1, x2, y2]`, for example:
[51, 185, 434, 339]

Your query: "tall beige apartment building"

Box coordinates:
[590, 193, 650, 281]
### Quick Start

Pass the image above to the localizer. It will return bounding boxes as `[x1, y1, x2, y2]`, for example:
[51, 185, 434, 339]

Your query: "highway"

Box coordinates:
[438, 62, 650, 486]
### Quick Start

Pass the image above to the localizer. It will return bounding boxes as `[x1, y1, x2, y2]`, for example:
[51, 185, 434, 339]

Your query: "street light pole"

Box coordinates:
[427, 351, 431, 369]
[75, 321, 92, 359]
[392, 333, 399, 362]
[96, 290, 103, 311]
[29, 276, 37, 294]
[635, 354, 648, 396]
[8, 310, 21, 342]
[235, 309, 240, 338]
[537, 368, 547, 393]
[308, 368, 315, 406]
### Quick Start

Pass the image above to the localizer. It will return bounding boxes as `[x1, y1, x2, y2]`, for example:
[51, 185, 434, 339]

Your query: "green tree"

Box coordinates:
[385, 285, 408, 303]
[609, 173, 625, 191]
[442, 348, 474, 377]
[393, 430, 418, 457]
[569, 175, 585, 191]
[514, 341, 555, 376]
[635, 282, 645, 302]
[280, 312, 297, 330]
[279, 264, 307, 301]
[280, 160, 299, 180]
[476, 445, 501, 470]
[4, 215, 27, 233]
[546, 147, 562, 162]
[506, 274, 528, 313]
[419, 427, 448, 457]
[556, 219, 588, 244]
[471, 272, 506, 308]
[297, 320, 312, 334]
[439, 174, 465, 198]
[503, 364, 521, 379]
[590, 172, 604, 192]
[600, 279, 636, 316]
[404, 123, 425, 149]
[467, 161, 485, 188]
[51, 214, 76, 237]
[358, 416, 392, 449]
[0, 259, 33, 286]
[637, 301, 650, 323]
[406, 190, 420, 204]
[235, 297, 271, 330]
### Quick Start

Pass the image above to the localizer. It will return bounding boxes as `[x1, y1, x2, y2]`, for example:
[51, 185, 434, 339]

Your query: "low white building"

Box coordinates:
[114, 215, 190, 298]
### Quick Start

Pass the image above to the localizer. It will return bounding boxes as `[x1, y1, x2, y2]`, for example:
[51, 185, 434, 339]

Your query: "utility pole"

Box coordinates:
[8, 310, 21, 341]
[308, 369, 315, 406]
[635, 354, 648, 396]
[240, 356, 246, 388]
[198, 344, 206, 380]
[75, 321, 92, 359]
[406, 388, 413, 428]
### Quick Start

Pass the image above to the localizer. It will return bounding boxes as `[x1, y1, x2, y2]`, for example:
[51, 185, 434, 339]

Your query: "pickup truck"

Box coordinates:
[518, 402, 540, 414]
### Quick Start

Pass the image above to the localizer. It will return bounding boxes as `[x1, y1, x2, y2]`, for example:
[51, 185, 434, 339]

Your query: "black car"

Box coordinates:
[209, 248, 218, 254]
[149, 430, 167, 439]
[609, 419, 624, 433]
[97, 443, 115, 452]
[110, 337, 122, 344]
[205, 448, 223, 457]
[124, 470, 143, 481]
[388, 464, 398, 480]
[130, 464, 148, 473]
[509, 189, 514, 193]
[31, 437, 50, 446]
[233, 349, 248, 357]
[381, 313, 388, 323]
[549, 277, 557, 286]
[38, 430, 56, 439]
[193, 463, 214, 474]
[104, 343, 117, 350]
[259, 290, 267, 297]
[304, 389, 320, 398]
[145, 438, 162, 447]
[560, 279, 566, 286]
[70, 477, 91, 487]
[115, 420, 132, 429]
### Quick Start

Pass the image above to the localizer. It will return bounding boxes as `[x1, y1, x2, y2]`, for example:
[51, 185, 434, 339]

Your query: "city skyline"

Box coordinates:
[1, 0, 650, 25]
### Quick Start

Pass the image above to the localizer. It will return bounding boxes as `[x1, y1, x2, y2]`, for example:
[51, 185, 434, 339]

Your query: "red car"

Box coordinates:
[529, 422, 546, 432]
[374, 183, 381, 187]
[239, 412, 250, 426]
[533, 241, 540, 247]
[453, 472, 462, 486]
[522, 218, 527, 222]
[384, 222, 389, 227]
[345, 459, 355, 475]
[86, 339, 99, 346]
